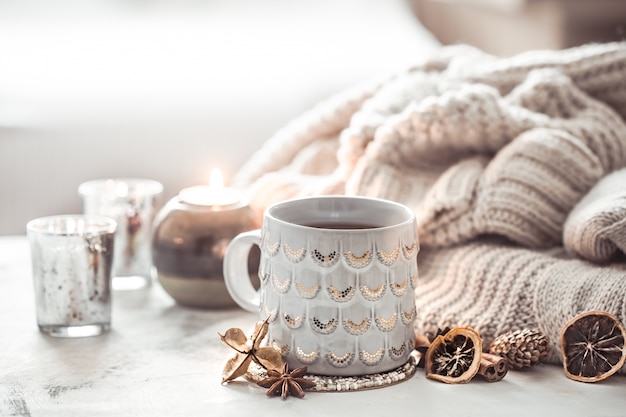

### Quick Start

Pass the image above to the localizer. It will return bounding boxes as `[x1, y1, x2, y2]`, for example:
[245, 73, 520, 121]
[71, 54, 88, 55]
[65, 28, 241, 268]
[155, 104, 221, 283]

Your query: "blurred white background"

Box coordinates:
[0, 0, 438, 235]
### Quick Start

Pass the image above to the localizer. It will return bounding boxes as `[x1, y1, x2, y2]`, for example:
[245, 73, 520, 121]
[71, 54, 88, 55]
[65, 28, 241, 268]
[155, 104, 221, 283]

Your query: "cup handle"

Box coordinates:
[223, 229, 261, 313]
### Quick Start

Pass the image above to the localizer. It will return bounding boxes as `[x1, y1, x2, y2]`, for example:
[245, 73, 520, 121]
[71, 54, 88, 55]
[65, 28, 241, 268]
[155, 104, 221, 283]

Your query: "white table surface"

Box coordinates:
[2, 235, 625, 417]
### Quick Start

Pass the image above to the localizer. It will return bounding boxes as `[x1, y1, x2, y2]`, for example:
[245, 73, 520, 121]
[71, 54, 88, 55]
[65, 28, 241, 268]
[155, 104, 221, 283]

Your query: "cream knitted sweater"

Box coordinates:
[233, 42, 626, 368]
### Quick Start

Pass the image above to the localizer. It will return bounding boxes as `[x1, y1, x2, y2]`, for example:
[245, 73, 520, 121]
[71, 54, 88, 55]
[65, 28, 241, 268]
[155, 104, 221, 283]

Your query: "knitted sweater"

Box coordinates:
[233, 42, 626, 369]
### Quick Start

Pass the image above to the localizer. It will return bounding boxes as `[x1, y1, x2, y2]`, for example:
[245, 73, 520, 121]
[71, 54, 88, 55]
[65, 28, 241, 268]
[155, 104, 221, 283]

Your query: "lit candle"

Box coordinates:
[178, 169, 243, 208]
[151, 168, 257, 309]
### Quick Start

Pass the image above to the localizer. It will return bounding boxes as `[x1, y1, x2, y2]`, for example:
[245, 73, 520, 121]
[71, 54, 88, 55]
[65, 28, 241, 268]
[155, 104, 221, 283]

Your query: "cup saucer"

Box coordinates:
[245, 352, 419, 392]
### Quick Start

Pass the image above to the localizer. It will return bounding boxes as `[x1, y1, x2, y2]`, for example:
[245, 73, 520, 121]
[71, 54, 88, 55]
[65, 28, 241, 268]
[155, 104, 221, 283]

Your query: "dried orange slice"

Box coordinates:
[560, 310, 626, 383]
[424, 327, 482, 384]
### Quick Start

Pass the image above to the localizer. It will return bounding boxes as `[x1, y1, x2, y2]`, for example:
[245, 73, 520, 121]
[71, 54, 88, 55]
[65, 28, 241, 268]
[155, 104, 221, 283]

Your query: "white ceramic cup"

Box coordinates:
[224, 196, 419, 376]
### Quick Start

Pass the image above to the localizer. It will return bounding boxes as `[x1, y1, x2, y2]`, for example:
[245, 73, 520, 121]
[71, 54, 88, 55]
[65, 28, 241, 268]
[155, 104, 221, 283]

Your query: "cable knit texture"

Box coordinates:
[233, 42, 626, 370]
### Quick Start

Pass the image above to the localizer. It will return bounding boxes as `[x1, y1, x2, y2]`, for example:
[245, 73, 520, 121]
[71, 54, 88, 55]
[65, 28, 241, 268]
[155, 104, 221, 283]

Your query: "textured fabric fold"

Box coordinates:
[233, 42, 626, 368]
[415, 240, 626, 373]
[564, 169, 626, 262]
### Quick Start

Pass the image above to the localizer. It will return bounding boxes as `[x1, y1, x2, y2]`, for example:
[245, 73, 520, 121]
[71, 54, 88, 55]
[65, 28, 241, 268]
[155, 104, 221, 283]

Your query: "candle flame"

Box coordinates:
[179, 167, 240, 207]
[210, 168, 225, 190]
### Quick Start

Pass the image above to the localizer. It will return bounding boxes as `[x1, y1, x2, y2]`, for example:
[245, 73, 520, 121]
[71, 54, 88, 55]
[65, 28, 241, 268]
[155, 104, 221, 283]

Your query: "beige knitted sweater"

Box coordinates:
[233, 42, 626, 368]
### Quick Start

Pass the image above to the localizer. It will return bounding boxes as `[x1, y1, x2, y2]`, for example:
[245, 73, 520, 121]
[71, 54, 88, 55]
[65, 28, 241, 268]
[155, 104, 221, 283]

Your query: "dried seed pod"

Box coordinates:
[560, 310, 626, 383]
[489, 329, 550, 369]
[424, 327, 482, 384]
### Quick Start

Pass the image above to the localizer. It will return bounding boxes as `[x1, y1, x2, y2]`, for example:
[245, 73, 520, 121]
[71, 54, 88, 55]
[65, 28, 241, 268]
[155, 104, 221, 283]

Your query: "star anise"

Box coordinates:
[219, 317, 284, 383]
[257, 364, 316, 399]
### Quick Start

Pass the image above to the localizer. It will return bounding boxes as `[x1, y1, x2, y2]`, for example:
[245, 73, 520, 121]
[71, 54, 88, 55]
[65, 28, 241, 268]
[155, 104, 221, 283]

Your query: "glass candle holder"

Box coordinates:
[79, 178, 163, 290]
[27, 215, 117, 337]
[151, 186, 257, 308]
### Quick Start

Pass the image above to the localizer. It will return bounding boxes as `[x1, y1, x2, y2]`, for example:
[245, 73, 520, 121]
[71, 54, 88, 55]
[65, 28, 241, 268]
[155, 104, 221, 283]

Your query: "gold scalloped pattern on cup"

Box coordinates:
[271, 340, 289, 357]
[327, 351, 355, 368]
[401, 306, 417, 325]
[264, 240, 280, 256]
[359, 283, 386, 302]
[389, 342, 407, 361]
[376, 247, 399, 266]
[359, 347, 384, 366]
[343, 251, 373, 269]
[342, 317, 371, 336]
[327, 285, 356, 303]
[263, 306, 278, 323]
[272, 274, 291, 294]
[295, 347, 320, 364]
[402, 242, 418, 260]
[390, 277, 408, 297]
[295, 281, 320, 299]
[375, 313, 398, 332]
[283, 313, 304, 329]
[283, 244, 306, 263]
[312, 249, 340, 267]
[310, 317, 338, 335]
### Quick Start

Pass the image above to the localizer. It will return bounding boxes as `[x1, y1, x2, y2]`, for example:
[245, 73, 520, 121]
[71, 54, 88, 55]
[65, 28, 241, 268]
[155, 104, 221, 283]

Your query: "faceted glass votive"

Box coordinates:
[79, 178, 163, 291]
[27, 215, 117, 338]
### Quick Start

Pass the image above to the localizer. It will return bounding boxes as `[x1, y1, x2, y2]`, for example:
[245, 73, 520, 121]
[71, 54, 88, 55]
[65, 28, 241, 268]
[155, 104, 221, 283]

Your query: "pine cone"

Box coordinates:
[489, 329, 550, 370]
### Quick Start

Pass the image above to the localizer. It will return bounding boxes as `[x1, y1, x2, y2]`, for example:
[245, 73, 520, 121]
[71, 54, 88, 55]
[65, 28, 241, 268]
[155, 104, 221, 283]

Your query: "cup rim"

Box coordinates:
[265, 195, 415, 232]
[78, 178, 164, 199]
[26, 214, 117, 236]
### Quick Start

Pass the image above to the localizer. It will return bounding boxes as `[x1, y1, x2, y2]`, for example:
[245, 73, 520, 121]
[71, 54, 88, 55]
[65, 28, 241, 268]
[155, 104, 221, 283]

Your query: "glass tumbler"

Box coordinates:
[27, 215, 117, 337]
[79, 178, 163, 290]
